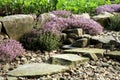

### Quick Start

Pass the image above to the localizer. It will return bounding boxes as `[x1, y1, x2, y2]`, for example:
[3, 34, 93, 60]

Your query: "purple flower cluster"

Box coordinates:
[43, 17, 68, 34]
[96, 4, 120, 14]
[43, 15, 103, 35]
[0, 39, 25, 61]
[67, 16, 103, 35]
[51, 10, 72, 18]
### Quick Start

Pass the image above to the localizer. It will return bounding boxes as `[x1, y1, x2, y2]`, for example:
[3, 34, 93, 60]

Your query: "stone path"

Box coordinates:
[0, 49, 119, 80]
[7, 54, 89, 77]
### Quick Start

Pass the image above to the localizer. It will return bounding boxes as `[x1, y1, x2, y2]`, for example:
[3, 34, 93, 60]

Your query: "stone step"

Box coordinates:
[104, 51, 120, 61]
[48, 54, 89, 67]
[7, 63, 68, 77]
[63, 48, 105, 61]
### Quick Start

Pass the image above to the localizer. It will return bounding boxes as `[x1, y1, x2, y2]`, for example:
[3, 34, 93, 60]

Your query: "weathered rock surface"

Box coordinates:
[7, 63, 68, 77]
[49, 54, 89, 66]
[0, 14, 34, 40]
[64, 48, 105, 60]
[72, 38, 88, 47]
[81, 32, 120, 50]
[91, 35, 115, 44]
[37, 13, 55, 28]
[92, 12, 114, 26]
[104, 51, 120, 61]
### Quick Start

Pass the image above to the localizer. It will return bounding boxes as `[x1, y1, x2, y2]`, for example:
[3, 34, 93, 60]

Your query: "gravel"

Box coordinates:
[0, 50, 120, 80]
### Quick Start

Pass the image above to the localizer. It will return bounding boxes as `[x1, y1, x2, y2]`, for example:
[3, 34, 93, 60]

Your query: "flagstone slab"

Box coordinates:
[49, 54, 89, 66]
[64, 48, 105, 60]
[7, 63, 68, 77]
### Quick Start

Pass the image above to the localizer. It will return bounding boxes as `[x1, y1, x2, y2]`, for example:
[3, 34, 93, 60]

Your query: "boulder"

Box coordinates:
[92, 12, 114, 26]
[49, 54, 89, 66]
[37, 13, 56, 28]
[0, 14, 34, 40]
[7, 63, 68, 77]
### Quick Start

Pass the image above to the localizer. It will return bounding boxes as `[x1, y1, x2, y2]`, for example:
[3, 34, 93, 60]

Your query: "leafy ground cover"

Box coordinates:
[0, 0, 120, 16]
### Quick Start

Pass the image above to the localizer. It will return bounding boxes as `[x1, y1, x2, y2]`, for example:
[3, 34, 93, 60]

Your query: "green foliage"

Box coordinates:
[39, 32, 61, 52]
[0, 0, 56, 16]
[20, 29, 41, 51]
[106, 15, 120, 31]
[0, 0, 120, 15]
[56, 0, 120, 14]
[20, 29, 61, 52]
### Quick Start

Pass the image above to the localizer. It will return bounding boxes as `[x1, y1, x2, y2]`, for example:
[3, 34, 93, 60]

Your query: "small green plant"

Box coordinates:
[20, 29, 61, 52]
[106, 15, 120, 31]
[20, 29, 41, 51]
[39, 32, 61, 52]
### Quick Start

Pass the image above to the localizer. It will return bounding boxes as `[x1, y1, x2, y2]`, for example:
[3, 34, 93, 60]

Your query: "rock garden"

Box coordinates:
[0, 0, 120, 80]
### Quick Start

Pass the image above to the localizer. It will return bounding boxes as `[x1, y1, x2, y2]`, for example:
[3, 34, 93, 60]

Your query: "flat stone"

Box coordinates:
[104, 51, 120, 61]
[91, 35, 115, 44]
[49, 54, 89, 66]
[7, 63, 68, 77]
[64, 48, 105, 60]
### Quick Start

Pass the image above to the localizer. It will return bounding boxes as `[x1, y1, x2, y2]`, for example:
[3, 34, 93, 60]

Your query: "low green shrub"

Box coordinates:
[20, 29, 61, 52]
[39, 32, 61, 52]
[20, 29, 41, 51]
[106, 15, 120, 31]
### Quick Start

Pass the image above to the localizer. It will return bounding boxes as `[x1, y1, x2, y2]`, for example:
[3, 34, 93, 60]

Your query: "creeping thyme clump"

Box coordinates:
[66, 16, 103, 35]
[96, 4, 120, 14]
[43, 12, 103, 35]
[0, 39, 25, 61]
